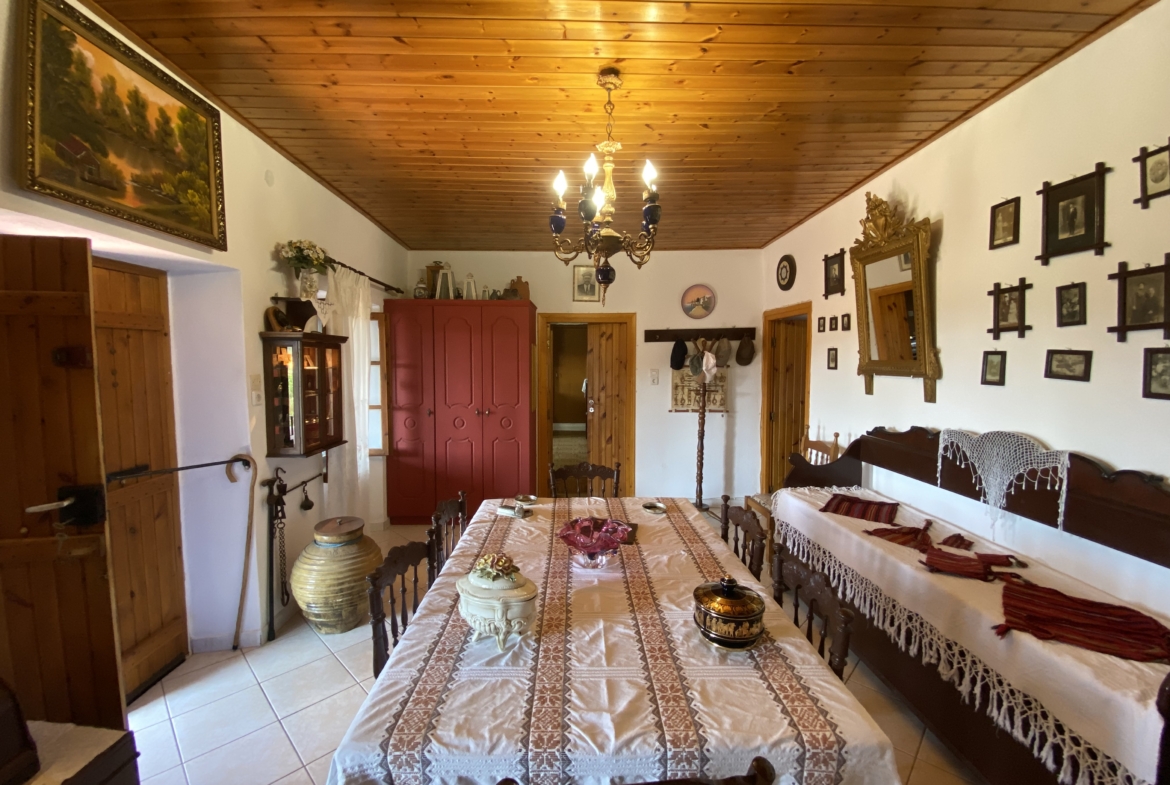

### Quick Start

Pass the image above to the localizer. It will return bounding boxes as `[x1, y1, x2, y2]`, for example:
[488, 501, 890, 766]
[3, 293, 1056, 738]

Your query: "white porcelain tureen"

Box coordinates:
[456, 553, 538, 651]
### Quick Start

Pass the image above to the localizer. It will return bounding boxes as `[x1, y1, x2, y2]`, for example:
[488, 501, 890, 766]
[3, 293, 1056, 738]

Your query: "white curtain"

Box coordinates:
[322, 267, 371, 524]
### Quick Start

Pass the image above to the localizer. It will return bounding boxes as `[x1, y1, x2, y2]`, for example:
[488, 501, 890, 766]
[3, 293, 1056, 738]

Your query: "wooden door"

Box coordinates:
[870, 282, 915, 361]
[481, 304, 534, 499]
[585, 321, 633, 494]
[0, 235, 124, 729]
[92, 258, 186, 700]
[386, 302, 436, 522]
[767, 317, 809, 492]
[433, 305, 483, 512]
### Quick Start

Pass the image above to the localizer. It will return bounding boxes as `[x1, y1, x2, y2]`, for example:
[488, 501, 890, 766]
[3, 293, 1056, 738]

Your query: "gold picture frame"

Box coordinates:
[20, 0, 227, 250]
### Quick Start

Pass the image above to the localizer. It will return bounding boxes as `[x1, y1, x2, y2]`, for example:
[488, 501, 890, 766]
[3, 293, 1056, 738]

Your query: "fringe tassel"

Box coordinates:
[776, 521, 1148, 785]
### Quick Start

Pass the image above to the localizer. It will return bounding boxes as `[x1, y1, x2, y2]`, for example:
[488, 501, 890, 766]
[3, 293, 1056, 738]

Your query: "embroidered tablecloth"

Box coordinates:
[328, 497, 899, 785]
[772, 487, 1170, 785]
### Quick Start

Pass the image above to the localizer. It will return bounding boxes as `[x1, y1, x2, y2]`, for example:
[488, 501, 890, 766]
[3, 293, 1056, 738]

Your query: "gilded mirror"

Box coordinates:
[850, 193, 940, 402]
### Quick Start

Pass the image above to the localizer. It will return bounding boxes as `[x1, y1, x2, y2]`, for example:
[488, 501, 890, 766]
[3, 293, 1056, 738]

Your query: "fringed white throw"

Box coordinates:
[772, 487, 1168, 785]
[938, 430, 1071, 529]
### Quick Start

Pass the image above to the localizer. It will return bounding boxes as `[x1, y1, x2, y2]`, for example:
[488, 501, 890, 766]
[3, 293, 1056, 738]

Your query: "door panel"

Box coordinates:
[0, 235, 124, 729]
[93, 258, 186, 698]
[434, 306, 483, 510]
[585, 321, 632, 494]
[482, 305, 532, 498]
[766, 316, 810, 493]
[387, 303, 436, 520]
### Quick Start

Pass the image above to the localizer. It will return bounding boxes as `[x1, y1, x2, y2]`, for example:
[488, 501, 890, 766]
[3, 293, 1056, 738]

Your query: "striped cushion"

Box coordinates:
[819, 494, 899, 524]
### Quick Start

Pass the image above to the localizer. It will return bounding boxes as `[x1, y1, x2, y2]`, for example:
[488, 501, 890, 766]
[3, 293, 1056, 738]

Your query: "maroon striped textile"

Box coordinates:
[940, 533, 974, 550]
[977, 552, 1028, 569]
[995, 576, 1170, 662]
[822, 494, 900, 524]
[922, 548, 995, 581]
[863, 520, 933, 552]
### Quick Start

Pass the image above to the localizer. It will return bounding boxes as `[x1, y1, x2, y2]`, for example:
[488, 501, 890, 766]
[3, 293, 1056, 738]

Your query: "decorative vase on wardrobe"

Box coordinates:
[290, 516, 382, 634]
[298, 269, 320, 301]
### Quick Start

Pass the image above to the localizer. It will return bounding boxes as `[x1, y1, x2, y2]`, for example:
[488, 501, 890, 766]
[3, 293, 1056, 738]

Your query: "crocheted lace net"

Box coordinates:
[937, 430, 1071, 530]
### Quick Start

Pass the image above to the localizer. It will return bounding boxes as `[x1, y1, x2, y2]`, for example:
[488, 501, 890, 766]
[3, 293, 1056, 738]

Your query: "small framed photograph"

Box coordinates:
[572, 265, 600, 302]
[1133, 139, 1170, 209]
[1144, 347, 1170, 400]
[842, 313, 851, 331]
[1107, 258, 1169, 341]
[987, 278, 1033, 339]
[1045, 350, 1092, 382]
[823, 249, 846, 299]
[1036, 163, 1110, 265]
[981, 351, 1006, 386]
[827, 347, 838, 370]
[817, 316, 826, 332]
[1055, 282, 1087, 327]
[989, 197, 1020, 249]
[829, 316, 839, 331]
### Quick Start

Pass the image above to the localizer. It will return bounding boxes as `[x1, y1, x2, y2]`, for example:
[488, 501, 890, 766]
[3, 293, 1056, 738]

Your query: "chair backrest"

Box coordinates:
[548, 461, 621, 498]
[497, 755, 773, 785]
[719, 495, 766, 580]
[771, 546, 855, 680]
[431, 491, 467, 575]
[801, 425, 840, 466]
[367, 540, 430, 678]
[744, 495, 776, 570]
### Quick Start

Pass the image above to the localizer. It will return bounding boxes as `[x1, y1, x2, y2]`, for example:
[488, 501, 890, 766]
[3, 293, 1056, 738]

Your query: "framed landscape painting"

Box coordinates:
[21, 0, 227, 249]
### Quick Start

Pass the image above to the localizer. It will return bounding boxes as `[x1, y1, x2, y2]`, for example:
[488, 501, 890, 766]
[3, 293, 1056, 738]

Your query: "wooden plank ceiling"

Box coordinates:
[98, 0, 1149, 251]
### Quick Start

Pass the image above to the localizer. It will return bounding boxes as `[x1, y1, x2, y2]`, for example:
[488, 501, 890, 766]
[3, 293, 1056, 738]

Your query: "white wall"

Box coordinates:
[760, 0, 1170, 607]
[397, 249, 765, 500]
[0, 0, 408, 648]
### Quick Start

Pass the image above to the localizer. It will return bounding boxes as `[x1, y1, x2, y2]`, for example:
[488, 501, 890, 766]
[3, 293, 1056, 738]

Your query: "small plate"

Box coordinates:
[498, 505, 532, 519]
[515, 495, 538, 504]
[642, 502, 667, 514]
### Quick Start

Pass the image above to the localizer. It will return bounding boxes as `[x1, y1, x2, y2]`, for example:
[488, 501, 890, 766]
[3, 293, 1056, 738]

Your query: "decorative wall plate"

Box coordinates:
[681, 284, 716, 319]
[776, 255, 796, 290]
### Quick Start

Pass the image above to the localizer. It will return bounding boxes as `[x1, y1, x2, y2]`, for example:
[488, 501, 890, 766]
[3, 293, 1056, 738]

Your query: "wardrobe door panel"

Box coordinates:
[387, 303, 435, 521]
[434, 306, 483, 510]
[482, 304, 533, 499]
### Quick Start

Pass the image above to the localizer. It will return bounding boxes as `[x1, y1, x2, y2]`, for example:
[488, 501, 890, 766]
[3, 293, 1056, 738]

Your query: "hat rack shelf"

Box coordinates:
[643, 327, 756, 343]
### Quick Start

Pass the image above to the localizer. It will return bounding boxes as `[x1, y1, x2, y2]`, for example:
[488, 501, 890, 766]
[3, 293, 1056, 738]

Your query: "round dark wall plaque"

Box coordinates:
[776, 254, 796, 290]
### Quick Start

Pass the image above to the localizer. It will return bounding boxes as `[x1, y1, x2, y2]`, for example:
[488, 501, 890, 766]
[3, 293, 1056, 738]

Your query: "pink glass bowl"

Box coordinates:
[557, 517, 632, 568]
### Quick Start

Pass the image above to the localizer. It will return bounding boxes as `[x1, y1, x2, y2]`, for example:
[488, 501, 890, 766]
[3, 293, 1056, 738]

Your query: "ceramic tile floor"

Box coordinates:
[130, 517, 987, 785]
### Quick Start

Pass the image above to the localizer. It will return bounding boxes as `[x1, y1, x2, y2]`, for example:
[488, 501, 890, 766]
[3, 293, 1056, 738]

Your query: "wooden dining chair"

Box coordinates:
[548, 461, 621, 498]
[496, 756, 774, 785]
[430, 491, 467, 577]
[368, 540, 431, 679]
[771, 547, 855, 680]
[744, 494, 776, 573]
[719, 495, 767, 581]
[801, 425, 841, 465]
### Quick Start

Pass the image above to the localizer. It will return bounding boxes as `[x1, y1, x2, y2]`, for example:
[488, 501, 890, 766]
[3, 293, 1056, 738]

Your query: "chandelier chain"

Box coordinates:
[604, 86, 615, 142]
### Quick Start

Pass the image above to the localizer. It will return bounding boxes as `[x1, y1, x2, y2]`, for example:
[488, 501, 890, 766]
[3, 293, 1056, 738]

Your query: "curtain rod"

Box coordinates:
[333, 260, 405, 295]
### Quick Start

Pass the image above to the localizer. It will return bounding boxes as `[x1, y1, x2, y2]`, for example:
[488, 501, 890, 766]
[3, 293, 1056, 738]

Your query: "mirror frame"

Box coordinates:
[849, 193, 940, 403]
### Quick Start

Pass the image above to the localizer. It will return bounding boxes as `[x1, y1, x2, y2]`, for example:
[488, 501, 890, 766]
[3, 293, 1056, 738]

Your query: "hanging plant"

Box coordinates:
[276, 239, 338, 279]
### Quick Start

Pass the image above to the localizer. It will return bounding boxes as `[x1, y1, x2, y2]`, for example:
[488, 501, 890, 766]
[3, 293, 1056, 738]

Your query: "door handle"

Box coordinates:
[427, 408, 433, 416]
[475, 408, 481, 416]
[25, 497, 75, 514]
[484, 408, 490, 416]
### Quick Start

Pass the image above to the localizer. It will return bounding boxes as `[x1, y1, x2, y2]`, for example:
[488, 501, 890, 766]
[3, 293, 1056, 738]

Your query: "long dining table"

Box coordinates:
[328, 497, 900, 785]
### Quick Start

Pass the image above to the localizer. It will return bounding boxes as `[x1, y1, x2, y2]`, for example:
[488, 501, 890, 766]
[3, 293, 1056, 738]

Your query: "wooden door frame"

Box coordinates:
[759, 302, 813, 493]
[536, 313, 637, 497]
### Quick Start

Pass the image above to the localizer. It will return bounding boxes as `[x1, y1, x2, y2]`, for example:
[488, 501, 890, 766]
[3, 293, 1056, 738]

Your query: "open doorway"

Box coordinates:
[760, 303, 813, 493]
[537, 313, 637, 496]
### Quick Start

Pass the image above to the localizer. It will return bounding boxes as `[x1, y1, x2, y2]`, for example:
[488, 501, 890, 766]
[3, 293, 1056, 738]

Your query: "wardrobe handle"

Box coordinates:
[427, 408, 433, 416]
[484, 408, 490, 416]
[475, 408, 481, 416]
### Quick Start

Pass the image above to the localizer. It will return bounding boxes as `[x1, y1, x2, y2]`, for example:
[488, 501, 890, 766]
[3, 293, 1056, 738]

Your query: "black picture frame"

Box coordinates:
[1143, 347, 1170, 400]
[776, 254, 797, 291]
[989, 196, 1020, 250]
[1107, 257, 1169, 341]
[1045, 350, 1092, 382]
[817, 316, 826, 332]
[1133, 139, 1170, 209]
[987, 278, 1033, 339]
[823, 249, 846, 299]
[1055, 282, 1087, 327]
[827, 347, 838, 370]
[842, 313, 851, 331]
[981, 351, 1006, 386]
[1036, 162, 1110, 265]
[829, 316, 839, 331]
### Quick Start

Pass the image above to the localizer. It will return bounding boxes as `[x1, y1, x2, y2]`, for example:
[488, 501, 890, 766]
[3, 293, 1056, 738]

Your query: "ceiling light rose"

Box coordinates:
[548, 67, 662, 306]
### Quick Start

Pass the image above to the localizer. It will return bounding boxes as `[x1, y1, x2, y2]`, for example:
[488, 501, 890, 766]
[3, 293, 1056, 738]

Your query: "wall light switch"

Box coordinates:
[650, 369, 660, 385]
[249, 373, 263, 407]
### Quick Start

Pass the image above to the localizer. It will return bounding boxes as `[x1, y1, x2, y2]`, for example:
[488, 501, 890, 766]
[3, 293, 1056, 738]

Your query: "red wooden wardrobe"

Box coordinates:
[386, 299, 536, 524]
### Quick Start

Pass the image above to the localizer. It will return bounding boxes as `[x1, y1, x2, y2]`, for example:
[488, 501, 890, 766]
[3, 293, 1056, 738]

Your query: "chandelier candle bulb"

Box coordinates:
[642, 160, 657, 187]
[553, 170, 567, 201]
[592, 186, 607, 212]
[584, 154, 599, 184]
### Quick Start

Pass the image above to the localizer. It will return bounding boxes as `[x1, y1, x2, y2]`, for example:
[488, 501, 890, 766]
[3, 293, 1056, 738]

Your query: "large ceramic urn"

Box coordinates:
[290, 517, 383, 635]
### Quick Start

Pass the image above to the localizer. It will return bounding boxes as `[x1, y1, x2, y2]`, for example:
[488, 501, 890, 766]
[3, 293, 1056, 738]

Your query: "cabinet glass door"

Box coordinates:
[271, 342, 297, 450]
[324, 346, 341, 440]
[303, 345, 321, 448]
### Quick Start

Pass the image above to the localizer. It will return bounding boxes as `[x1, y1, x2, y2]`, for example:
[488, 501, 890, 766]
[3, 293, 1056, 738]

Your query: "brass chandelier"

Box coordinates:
[548, 68, 661, 305]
